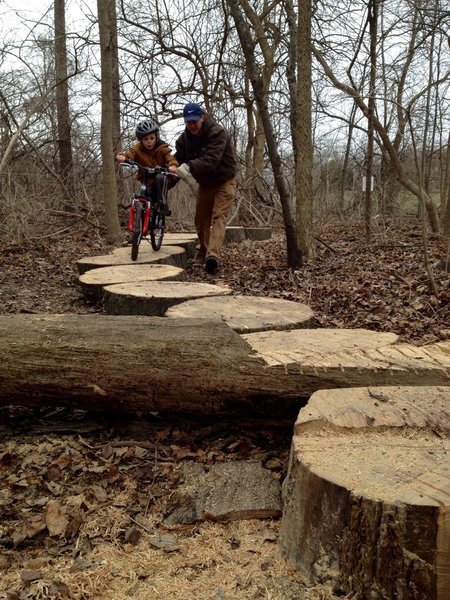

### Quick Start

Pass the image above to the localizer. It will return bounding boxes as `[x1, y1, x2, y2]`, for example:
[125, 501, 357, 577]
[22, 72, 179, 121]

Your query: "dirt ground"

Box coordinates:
[1, 219, 449, 599]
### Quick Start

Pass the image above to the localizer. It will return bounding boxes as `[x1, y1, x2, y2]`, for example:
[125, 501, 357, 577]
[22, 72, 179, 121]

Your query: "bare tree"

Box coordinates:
[227, 0, 303, 268]
[294, 0, 314, 259]
[97, 0, 122, 244]
[311, 0, 449, 232]
[54, 0, 75, 197]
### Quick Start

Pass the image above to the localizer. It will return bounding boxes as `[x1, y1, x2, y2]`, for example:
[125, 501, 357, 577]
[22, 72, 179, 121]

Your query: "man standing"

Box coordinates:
[170, 103, 237, 274]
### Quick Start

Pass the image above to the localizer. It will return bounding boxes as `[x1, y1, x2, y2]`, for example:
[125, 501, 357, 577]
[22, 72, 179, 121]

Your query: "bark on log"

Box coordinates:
[1, 315, 449, 417]
[103, 282, 232, 316]
[164, 461, 282, 527]
[79, 264, 186, 303]
[0, 314, 305, 417]
[165, 295, 314, 333]
[77, 245, 187, 275]
[279, 386, 450, 600]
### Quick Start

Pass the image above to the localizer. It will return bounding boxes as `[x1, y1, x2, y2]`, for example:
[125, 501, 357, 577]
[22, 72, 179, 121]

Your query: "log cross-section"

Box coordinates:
[279, 386, 450, 600]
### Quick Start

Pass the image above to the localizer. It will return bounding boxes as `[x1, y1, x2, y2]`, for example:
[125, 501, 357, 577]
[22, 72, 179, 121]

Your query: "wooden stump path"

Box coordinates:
[79, 264, 186, 303]
[75, 227, 315, 332]
[59, 227, 450, 598]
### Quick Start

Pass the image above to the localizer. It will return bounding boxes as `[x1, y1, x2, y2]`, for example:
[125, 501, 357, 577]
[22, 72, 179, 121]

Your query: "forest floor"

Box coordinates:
[0, 218, 449, 600]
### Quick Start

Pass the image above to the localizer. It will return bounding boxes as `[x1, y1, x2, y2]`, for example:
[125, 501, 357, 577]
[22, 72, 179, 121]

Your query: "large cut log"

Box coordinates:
[165, 295, 314, 333]
[0, 314, 305, 417]
[79, 264, 186, 303]
[104, 281, 232, 316]
[77, 245, 187, 275]
[0, 315, 449, 416]
[279, 386, 450, 600]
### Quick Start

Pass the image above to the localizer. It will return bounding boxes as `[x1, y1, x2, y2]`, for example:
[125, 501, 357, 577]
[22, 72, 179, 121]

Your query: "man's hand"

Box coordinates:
[176, 163, 191, 180]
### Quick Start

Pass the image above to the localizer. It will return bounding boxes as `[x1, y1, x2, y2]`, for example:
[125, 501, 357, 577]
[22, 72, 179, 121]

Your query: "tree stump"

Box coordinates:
[103, 281, 232, 316]
[244, 227, 272, 241]
[163, 233, 197, 258]
[224, 226, 271, 243]
[279, 386, 450, 600]
[79, 264, 186, 303]
[165, 295, 314, 333]
[224, 227, 247, 243]
[77, 245, 187, 275]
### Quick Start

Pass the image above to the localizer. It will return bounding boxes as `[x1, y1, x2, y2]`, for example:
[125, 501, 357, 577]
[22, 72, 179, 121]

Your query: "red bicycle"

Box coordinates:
[121, 160, 177, 260]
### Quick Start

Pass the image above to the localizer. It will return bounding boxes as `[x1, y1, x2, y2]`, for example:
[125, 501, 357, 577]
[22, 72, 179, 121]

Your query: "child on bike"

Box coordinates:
[116, 119, 179, 216]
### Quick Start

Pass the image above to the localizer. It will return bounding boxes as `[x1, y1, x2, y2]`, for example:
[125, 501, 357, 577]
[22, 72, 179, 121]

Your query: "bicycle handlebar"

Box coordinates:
[120, 159, 178, 177]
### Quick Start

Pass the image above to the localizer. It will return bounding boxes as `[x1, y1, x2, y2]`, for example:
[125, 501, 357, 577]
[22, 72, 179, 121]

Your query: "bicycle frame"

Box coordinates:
[120, 159, 178, 258]
[128, 189, 152, 236]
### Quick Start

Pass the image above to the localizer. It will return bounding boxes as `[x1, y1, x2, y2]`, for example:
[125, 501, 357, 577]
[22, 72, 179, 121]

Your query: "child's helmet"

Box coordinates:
[136, 119, 159, 140]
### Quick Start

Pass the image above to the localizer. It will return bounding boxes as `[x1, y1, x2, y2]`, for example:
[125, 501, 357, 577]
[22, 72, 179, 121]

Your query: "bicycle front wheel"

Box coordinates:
[150, 210, 165, 251]
[131, 203, 144, 261]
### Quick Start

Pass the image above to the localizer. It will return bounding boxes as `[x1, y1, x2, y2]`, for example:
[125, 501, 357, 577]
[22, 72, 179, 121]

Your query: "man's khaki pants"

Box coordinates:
[194, 178, 236, 259]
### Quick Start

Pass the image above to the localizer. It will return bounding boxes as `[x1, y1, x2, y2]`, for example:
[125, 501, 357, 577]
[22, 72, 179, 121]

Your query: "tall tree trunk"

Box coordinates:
[227, 0, 302, 268]
[441, 132, 450, 238]
[97, 0, 122, 244]
[295, 0, 314, 259]
[110, 0, 121, 153]
[365, 0, 378, 243]
[340, 103, 358, 211]
[54, 0, 74, 198]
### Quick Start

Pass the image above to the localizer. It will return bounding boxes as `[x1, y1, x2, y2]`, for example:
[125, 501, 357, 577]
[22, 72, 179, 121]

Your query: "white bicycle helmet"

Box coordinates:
[136, 119, 159, 140]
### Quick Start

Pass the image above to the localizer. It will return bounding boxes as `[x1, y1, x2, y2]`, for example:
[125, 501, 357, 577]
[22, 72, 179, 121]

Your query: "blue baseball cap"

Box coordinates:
[183, 103, 203, 122]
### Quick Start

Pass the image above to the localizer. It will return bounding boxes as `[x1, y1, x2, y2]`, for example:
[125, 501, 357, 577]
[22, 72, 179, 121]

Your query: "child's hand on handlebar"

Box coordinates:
[116, 153, 127, 163]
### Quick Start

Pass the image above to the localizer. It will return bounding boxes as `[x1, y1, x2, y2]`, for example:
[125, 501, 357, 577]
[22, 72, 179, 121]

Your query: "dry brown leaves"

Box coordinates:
[187, 220, 450, 345]
[0, 410, 312, 599]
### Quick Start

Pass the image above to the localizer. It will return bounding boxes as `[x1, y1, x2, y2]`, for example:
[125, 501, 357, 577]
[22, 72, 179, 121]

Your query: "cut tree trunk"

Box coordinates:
[244, 227, 272, 241]
[161, 233, 197, 258]
[77, 245, 187, 275]
[166, 295, 314, 333]
[224, 227, 247, 242]
[103, 282, 232, 316]
[0, 314, 308, 417]
[279, 386, 450, 600]
[0, 315, 450, 417]
[79, 264, 186, 303]
[219, 226, 272, 243]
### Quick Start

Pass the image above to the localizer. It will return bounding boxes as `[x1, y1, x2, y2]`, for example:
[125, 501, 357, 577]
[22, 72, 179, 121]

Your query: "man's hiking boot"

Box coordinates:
[204, 255, 219, 274]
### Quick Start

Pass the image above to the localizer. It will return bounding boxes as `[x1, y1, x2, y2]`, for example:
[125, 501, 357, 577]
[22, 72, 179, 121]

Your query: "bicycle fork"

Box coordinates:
[128, 198, 151, 236]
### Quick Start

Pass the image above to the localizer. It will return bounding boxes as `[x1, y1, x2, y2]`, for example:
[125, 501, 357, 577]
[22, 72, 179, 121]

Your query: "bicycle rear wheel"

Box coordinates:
[131, 203, 144, 261]
[150, 209, 165, 251]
